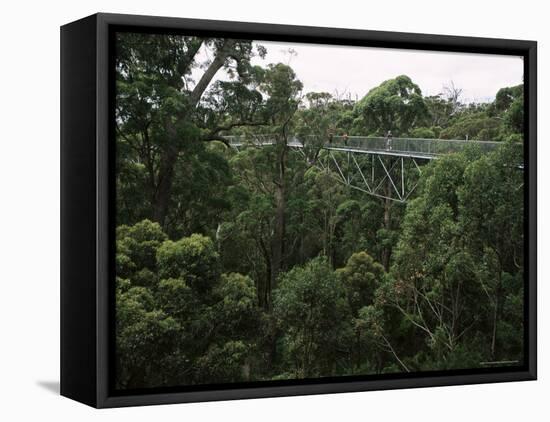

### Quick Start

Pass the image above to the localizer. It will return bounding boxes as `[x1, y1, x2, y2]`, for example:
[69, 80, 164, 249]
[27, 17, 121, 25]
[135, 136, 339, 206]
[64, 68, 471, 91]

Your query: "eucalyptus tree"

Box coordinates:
[493, 84, 524, 134]
[386, 142, 523, 368]
[115, 33, 268, 230]
[353, 75, 429, 136]
[301, 166, 348, 267]
[388, 151, 486, 367]
[225, 63, 303, 308]
[261, 64, 303, 294]
[116, 219, 263, 388]
[294, 92, 354, 164]
[349, 75, 428, 269]
[273, 257, 352, 378]
[457, 141, 524, 361]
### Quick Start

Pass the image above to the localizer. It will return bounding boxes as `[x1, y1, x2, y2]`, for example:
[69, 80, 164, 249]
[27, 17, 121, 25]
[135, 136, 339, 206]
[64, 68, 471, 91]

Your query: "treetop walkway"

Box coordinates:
[226, 134, 501, 160]
[225, 134, 509, 202]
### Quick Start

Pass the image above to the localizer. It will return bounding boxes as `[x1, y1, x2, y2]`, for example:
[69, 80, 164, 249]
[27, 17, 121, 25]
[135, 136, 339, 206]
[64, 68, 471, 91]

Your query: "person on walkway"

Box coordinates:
[343, 133, 349, 146]
[386, 130, 393, 151]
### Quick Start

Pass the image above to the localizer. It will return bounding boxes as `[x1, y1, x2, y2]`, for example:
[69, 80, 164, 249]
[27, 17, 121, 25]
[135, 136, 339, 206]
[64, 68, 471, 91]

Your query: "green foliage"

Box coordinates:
[261, 63, 303, 122]
[387, 144, 524, 368]
[116, 221, 266, 388]
[424, 95, 455, 128]
[493, 84, 523, 114]
[196, 341, 253, 383]
[157, 278, 197, 319]
[116, 219, 167, 283]
[115, 279, 181, 387]
[273, 257, 352, 377]
[409, 127, 436, 139]
[440, 112, 501, 140]
[214, 273, 261, 336]
[113, 33, 525, 387]
[157, 234, 221, 296]
[337, 251, 385, 315]
[354, 75, 429, 136]
[503, 95, 524, 134]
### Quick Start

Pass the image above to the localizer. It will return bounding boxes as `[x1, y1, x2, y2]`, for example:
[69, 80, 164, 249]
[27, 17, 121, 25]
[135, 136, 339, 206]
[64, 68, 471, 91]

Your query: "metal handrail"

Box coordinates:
[225, 135, 501, 157]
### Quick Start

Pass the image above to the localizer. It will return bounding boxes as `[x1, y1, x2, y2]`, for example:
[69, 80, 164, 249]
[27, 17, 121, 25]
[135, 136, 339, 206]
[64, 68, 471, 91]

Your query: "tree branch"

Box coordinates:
[380, 333, 410, 373]
[188, 39, 236, 108]
[210, 120, 267, 134]
[201, 134, 231, 147]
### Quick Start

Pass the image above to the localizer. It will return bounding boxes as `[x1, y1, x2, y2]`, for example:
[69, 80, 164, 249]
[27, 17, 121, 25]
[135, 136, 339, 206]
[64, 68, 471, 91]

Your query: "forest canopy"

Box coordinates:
[114, 32, 525, 389]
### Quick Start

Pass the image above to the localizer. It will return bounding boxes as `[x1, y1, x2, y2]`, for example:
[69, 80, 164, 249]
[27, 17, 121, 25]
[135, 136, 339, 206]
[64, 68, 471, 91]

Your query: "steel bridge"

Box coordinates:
[226, 135, 502, 202]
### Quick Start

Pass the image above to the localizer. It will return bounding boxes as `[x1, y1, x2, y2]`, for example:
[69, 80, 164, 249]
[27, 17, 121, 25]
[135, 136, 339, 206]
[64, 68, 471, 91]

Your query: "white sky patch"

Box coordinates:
[190, 39, 523, 104]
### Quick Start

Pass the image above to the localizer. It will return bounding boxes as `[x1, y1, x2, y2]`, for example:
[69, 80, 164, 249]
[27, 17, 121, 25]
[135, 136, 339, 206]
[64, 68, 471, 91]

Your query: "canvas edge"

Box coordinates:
[60, 14, 99, 408]
[58, 12, 537, 408]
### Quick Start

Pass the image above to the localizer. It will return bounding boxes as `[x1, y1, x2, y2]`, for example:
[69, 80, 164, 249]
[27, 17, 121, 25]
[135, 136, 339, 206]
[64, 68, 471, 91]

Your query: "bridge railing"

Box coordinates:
[328, 136, 501, 156]
[225, 134, 501, 156]
[225, 134, 276, 146]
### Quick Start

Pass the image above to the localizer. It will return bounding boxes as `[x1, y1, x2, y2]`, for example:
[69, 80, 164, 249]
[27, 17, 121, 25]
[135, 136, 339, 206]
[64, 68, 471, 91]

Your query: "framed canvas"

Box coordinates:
[60, 13, 537, 408]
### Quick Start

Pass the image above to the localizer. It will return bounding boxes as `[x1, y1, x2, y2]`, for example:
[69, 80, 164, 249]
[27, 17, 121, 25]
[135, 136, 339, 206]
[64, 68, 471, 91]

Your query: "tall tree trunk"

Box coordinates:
[151, 143, 178, 227]
[491, 270, 503, 360]
[258, 236, 272, 310]
[149, 40, 236, 227]
[270, 136, 287, 297]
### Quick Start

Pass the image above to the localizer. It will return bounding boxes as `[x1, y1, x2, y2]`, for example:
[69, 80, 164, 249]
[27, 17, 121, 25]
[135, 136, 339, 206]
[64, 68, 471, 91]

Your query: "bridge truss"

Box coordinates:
[226, 135, 501, 203]
[296, 146, 424, 202]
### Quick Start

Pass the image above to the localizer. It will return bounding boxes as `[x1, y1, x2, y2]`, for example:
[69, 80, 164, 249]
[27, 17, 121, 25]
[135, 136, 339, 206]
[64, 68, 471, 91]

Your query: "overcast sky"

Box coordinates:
[248, 40, 524, 103]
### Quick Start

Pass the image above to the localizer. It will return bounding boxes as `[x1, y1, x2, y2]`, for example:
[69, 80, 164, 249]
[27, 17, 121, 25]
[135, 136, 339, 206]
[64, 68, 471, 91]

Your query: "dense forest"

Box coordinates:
[114, 33, 525, 389]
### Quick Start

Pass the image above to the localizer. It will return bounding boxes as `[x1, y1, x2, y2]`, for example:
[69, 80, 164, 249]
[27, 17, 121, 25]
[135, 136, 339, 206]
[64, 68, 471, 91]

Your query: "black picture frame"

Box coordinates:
[61, 12, 537, 408]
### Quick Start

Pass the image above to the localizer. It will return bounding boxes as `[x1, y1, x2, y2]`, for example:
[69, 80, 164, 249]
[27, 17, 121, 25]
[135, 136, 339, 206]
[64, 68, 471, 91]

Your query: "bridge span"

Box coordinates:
[225, 135, 503, 202]
[227, 135, 500, 159]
